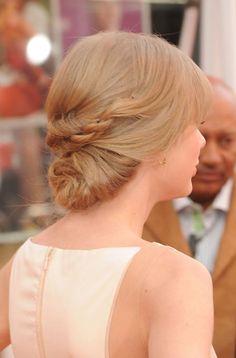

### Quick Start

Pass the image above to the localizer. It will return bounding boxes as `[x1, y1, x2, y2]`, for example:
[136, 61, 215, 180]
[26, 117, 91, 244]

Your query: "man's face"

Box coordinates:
[190, 85, 236, 207]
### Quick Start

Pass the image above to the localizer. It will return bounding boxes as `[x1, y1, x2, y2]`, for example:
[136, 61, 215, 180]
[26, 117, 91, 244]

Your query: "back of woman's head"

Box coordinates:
[46, 31, 211, 211]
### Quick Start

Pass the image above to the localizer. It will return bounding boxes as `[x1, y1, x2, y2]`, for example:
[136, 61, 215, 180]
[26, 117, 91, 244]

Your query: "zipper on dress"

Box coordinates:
[36, 247, 54, 358]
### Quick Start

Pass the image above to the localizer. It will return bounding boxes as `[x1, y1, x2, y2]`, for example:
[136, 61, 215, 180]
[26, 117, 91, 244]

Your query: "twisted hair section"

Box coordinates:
[46, 31, 212, 211]
[48, 148, 139, 210]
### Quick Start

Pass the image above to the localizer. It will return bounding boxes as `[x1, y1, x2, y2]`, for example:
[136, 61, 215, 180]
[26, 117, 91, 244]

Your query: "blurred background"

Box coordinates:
[0, 0, 236, 356]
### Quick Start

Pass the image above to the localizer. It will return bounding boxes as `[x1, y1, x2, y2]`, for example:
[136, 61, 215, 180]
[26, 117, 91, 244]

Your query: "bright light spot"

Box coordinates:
[26, 34, 51, 65]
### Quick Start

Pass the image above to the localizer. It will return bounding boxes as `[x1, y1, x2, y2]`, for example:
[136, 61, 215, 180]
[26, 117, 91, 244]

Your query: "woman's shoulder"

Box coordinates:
[144, 242, 211, 275]
[137, 245, 214, 357]
[126, 239, 211, 272]
[137, 242, 212, 302]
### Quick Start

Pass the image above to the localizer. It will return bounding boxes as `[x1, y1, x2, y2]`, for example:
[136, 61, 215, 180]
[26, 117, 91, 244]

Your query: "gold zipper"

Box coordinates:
[36, 247, 54, 358]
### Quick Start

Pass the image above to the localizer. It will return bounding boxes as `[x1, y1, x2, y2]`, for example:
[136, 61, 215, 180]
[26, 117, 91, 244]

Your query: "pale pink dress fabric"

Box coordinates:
[9, 239, 141, 358]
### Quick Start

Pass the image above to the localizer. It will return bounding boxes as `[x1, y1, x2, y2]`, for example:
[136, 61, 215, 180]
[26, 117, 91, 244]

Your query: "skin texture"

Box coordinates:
[190, 81, 236, 208]
[144, 247, 214, 358]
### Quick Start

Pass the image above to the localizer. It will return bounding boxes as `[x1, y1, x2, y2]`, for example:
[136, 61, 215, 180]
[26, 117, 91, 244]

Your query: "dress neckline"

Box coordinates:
[27, 237, 142, 252]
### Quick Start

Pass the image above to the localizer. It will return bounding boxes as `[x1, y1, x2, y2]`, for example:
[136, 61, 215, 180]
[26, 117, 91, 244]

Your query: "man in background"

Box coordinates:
[143, 77, 236, 358]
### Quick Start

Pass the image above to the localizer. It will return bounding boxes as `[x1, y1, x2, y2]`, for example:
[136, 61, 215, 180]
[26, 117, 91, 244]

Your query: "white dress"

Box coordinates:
[9, 239, 141, 358]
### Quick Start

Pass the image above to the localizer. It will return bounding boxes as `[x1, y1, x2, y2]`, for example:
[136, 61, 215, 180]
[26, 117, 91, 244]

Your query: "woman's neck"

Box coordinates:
[36, 163, 159, 249]
[65, 174, 152, 239]
[61, 164, 156, 242]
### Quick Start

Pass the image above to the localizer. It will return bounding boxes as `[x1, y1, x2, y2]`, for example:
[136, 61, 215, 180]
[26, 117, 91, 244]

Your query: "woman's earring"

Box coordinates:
[159, 158, 167, 166]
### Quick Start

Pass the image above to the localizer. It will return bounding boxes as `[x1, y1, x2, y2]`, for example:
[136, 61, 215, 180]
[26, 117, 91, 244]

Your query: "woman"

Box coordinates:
[0, 31, 216, 357]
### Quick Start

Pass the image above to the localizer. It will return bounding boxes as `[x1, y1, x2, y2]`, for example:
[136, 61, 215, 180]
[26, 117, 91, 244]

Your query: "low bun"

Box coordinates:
[48, 147, 139, 211]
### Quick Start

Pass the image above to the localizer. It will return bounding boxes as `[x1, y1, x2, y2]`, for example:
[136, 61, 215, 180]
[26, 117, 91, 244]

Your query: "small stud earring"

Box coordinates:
[159, 158, 167, 166]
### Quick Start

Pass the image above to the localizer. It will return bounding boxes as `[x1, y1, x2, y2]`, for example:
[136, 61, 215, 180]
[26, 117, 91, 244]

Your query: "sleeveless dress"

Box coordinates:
[9, 239, 141, 358]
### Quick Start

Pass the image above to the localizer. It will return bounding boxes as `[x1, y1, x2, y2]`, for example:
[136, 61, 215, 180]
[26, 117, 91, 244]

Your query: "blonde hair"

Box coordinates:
[46, 31, 211, 211]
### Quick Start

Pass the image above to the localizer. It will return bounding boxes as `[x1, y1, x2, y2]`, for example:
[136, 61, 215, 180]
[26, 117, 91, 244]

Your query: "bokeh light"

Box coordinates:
[26, 34, 51, 65]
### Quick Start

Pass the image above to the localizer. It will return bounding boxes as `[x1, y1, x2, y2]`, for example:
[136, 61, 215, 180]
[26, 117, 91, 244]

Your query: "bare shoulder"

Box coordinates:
[139, 244, 214, 357]
[144, 243, 212, 291]
[132, 242, 212, 302]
